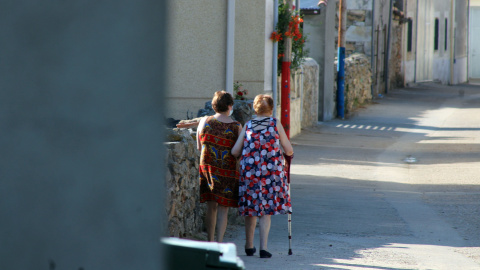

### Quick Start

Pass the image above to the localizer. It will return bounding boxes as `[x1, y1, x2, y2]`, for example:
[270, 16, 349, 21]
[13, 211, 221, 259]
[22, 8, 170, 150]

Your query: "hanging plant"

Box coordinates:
[270, 3, 309, 75]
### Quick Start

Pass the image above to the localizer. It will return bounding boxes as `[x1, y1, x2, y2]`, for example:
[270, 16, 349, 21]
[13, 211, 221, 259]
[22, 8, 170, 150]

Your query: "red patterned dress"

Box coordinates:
[238, 117, 292, 216]
[199, 116, 240, 207]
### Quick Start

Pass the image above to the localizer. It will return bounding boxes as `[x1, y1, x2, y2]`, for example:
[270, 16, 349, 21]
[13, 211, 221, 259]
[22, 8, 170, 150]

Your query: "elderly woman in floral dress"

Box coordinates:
[232, 94, 293, 258]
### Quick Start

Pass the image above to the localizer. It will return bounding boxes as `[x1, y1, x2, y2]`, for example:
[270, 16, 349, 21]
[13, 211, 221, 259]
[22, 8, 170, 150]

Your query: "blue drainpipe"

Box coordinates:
[337, 47, 345, 119]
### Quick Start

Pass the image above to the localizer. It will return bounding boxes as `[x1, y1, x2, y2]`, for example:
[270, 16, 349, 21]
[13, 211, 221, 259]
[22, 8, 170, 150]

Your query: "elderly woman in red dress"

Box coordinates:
[197, 91, 242, 242]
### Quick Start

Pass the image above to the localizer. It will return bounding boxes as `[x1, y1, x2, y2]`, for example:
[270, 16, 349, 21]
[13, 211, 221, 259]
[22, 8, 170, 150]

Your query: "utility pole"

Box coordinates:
[281, 0, 293, 138]
[337, 0, 346, 119]
[226, 0, 235, 94]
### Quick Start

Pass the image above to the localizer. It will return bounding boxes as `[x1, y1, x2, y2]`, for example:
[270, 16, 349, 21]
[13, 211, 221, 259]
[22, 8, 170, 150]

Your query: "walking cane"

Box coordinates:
[283, 153, 294, 255]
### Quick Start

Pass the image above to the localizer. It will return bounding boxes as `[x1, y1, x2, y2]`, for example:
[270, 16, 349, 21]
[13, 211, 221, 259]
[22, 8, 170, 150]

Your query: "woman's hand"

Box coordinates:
[196, 117, 208, 152]
[231, 125, 247, 157]
[176, 119, 200, 129]
[276, 122, 294, 156]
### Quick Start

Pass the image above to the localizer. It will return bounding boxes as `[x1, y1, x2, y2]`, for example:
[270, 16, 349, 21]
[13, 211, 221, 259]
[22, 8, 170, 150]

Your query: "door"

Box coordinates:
[416, 0, 434, 82]
[469, 7, 480, 79]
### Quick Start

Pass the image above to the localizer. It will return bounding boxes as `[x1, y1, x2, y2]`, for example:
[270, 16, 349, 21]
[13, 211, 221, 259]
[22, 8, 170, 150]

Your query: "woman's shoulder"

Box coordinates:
[225, 120, 241, 127]
[203, 115, 214, 123]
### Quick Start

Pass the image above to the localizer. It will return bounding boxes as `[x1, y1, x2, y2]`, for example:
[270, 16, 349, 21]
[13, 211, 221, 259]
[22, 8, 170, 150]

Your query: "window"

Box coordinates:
[407, 18, 413, 52]
[445, 18, 448, 51]
[434, 18, 439, 51]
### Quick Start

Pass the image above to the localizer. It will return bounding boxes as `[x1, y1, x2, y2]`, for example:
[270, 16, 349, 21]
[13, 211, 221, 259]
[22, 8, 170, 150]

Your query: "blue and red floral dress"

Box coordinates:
[238, 117, 292, 216]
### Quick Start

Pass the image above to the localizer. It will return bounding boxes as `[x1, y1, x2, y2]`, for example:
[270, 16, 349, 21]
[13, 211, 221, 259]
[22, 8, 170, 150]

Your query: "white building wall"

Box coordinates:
[234, 1, 271, 97]
[166, 0, 227, 120]
[454, 57, 468, 84]
[403, 0, 417, 84]
[166, 0, 274, 120]
[454, 0, 468, 84]
[403, 0, 468, 85]
[264, 0, 274, 93]
[432, 4, 452, 84]
[469, 5, 480, 79]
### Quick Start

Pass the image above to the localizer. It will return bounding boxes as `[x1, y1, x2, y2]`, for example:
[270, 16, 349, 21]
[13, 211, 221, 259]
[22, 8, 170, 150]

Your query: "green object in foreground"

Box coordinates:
[161, 237, 245, 270]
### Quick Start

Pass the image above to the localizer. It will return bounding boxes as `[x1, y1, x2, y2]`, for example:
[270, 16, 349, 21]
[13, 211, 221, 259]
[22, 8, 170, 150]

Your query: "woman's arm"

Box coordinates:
[176, 121, 199, 129]
[196, 117, 208, 152]
[176, 117, 202, 129]
[276, 122, 294, 156]
[231, 125, 247, 157]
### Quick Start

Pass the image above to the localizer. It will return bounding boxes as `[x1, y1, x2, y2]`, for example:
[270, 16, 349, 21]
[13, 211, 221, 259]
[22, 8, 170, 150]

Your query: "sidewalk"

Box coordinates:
[224, 83, 480, 270]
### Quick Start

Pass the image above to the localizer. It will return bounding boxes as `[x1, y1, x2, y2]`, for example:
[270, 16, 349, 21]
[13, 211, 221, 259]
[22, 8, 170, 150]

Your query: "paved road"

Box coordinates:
[224, 83, 480, 270]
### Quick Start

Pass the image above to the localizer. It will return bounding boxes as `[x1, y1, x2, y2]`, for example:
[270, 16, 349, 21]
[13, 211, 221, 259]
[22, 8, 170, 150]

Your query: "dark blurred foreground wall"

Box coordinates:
[0, 1, 167, 269]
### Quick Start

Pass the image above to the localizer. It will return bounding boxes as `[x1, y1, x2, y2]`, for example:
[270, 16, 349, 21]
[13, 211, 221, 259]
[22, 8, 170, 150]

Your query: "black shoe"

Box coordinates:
[245, 246, 256, 256]
[260, 250, 272, 258]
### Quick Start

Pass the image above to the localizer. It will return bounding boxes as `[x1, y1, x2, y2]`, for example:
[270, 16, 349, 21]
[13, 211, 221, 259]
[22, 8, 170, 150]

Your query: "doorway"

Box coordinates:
[415, 0, 434, 82]
[469, 6, 480, 79]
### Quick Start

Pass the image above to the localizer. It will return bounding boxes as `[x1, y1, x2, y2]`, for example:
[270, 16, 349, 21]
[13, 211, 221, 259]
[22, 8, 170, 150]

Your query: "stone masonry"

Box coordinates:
[301, 58, 320, 129]
[165, 128, 203, 238]
[334, 53, 373, 116]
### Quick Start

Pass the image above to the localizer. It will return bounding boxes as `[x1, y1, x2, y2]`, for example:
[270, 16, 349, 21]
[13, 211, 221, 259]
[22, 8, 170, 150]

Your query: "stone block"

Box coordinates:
[184, 214, 195, 235]
[166, 142, 185, 162]
[165, 168, 172, 184]
[168, 203, 176, 219]
[346, 25, 370, 42]
[232, 100, 254, 126]
[346, 42, 356, 52]
[348, 10, 366, 22]
[166, 129, 183, 142]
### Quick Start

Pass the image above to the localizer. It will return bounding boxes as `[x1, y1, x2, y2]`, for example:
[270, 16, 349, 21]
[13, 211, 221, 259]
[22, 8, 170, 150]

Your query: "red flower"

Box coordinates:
[270, 31, 277, 40]
[237, 91, 243, 96]
[270, 31, 283, 42]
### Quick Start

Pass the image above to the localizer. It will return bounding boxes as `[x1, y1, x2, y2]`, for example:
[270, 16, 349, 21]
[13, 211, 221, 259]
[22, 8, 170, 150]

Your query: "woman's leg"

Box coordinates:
[206, 201, 218, 241]
[216, 205, 229, 242]
[259, 215, 271, 251]
[244, 216, 257, 249]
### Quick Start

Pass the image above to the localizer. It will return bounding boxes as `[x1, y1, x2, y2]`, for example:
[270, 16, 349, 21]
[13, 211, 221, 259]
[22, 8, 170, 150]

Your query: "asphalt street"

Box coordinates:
[224, 83, 480, 270]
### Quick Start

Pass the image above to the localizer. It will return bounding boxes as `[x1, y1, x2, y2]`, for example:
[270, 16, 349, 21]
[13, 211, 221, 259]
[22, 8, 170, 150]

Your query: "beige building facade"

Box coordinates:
[166, 0, 275, 120]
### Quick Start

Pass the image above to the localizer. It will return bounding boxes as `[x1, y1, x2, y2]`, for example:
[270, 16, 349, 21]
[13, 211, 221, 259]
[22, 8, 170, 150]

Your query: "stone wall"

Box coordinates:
[165, 128, 203, 238]
[334, 53, 373, 116]
[301, 58, 320, 128]
[389, 21, 404, 88]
